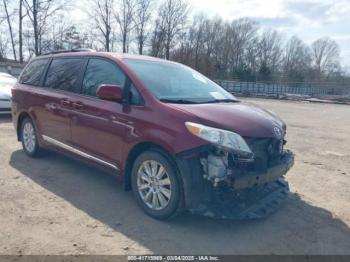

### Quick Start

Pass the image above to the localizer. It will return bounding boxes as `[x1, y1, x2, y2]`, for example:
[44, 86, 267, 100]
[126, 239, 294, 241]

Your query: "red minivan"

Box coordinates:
[12, 50, 294, 220]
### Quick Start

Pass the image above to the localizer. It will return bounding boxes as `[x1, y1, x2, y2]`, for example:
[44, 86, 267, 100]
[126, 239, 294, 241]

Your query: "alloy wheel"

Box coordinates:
[22, 121, 36, 153]
[137, 160, 172, 210]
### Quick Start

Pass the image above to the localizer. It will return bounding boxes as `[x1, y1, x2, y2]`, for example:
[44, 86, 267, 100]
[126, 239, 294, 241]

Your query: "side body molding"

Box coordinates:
[42, 135, 119, 171]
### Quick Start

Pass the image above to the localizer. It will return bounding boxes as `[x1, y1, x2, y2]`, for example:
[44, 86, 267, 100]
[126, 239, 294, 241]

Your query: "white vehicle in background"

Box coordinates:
[0, 73, 17, 114]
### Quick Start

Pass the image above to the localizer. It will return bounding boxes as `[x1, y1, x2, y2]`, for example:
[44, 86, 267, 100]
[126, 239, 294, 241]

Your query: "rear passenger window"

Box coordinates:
[45, 58, 85, 92]
[20, 59, 48, 86]
[82, 59, 126, 97]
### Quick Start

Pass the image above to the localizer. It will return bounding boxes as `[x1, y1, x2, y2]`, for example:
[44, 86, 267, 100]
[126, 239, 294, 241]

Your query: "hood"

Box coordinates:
[168, 102, 286, 139]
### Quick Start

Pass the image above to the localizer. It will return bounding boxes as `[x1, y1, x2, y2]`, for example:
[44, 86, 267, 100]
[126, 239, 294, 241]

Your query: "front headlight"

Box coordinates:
[185, 122, 253, 158]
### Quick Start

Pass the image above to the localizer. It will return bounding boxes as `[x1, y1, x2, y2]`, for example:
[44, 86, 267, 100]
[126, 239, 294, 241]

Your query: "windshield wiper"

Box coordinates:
[202, 99, 239, 104]
[159, 99, 200, 104]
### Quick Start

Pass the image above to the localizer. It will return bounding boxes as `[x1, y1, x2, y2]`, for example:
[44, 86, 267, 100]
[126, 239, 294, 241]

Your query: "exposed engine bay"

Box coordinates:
[200, 137, 292, 189]
[176, 126, 294, 219]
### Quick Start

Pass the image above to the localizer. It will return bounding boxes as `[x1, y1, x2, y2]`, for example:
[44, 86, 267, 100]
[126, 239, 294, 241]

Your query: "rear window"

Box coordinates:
[45, 58, 85, 92]
[20, 59, 48, 86]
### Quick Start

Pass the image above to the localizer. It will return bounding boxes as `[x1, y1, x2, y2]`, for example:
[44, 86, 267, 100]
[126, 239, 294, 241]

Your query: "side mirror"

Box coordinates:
[96, 84, 123, 102]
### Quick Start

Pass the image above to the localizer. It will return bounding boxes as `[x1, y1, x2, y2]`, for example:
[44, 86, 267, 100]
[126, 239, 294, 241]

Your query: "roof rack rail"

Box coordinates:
[41, 48, 95, 56]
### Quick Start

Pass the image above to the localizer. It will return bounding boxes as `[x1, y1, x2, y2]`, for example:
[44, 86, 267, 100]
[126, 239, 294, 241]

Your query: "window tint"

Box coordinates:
[20, 59, 48, 86]
[82, 58, 126, 97]
[45, 58, 85, 92]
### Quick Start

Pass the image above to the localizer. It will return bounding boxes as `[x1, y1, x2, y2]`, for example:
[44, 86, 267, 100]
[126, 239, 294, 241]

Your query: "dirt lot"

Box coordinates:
[0, 98, 349, 255]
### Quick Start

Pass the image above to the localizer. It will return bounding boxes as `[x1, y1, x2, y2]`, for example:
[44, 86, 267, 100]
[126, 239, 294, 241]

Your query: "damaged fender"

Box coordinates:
[175, 147, 295, 219]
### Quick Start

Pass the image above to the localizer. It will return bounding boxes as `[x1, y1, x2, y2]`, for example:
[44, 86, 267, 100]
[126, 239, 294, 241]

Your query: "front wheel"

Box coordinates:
[131, 150, 182, 220]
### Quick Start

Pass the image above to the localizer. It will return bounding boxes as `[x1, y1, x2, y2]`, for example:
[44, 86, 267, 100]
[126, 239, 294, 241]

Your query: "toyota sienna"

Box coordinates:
[12, 50, 294, 219]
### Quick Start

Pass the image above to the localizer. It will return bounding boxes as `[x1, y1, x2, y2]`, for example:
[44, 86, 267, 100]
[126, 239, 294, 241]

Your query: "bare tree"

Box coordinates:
[150, 17, 166, 57]
[19, 0, 25, 62]
[166, 16, 347, 83]
[23, 0, 69, 55]
[0, 31, 10, 59]
[157, 0, 189, 60]
[2, 0, 17, 60]
[115, 0, 136, 53]
[188, 14, 206, 68]
[203, 18, 222, 77]
[257, 29, 283, 80]
[133, 0, 152, 54]
[231, 19, 258, 67]
[311, 37, 340, 80]
[0, 0, 347, 83]
[283, 36, 311, 82]
[23, 0, 39, 55]
[40, 15, 82, 52]
[245, 36, 260, 80]
[86, 0, 114, 52]
[171, 14, 209, 69]
[77, 26, 101, 51]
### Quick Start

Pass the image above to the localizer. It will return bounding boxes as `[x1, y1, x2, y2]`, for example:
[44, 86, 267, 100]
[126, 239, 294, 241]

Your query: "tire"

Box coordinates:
[21, 117, 41, 157]
[131, 149, 182, 220]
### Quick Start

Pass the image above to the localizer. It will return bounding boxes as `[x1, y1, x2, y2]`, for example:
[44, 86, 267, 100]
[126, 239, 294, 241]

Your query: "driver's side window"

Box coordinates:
[82, 58, 126, 97]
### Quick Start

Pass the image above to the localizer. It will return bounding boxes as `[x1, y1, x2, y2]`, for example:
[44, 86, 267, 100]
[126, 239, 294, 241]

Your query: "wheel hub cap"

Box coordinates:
[23, 122, 36, 153]
[137, 160, 172, 210]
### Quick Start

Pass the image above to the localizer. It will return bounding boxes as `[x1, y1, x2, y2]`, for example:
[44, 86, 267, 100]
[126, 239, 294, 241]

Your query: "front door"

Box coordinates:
[69, 58, 128, 171]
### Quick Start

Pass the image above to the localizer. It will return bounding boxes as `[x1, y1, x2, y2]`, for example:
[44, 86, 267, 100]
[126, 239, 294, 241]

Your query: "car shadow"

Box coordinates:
[9, 149, 350, 254]
[0, 114, 12, 124]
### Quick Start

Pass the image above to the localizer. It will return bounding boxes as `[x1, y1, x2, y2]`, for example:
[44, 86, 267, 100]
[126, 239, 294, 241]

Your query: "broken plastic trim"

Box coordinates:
[189, 178, 290, 219]
[176, 146, 294, 219]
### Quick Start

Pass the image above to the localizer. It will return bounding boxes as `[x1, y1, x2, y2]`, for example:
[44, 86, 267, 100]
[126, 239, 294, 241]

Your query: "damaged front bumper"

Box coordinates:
[233, 150, 294, 190]
[176, 149, 294, 219]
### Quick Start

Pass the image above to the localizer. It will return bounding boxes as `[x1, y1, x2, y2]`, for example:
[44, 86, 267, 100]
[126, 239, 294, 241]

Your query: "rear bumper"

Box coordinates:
[176, 149, 294, 219]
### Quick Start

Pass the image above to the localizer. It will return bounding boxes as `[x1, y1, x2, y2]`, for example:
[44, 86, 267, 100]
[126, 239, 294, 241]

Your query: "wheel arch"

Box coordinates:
[123, 141, 178, 191]
[16, 111, 32, 141]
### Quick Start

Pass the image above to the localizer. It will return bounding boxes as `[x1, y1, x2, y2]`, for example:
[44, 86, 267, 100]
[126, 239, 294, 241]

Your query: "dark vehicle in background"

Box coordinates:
[11, 50, 294, 219]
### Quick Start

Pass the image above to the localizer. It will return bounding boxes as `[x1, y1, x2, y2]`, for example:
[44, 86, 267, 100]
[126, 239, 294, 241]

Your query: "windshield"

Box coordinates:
[124, 59, 238, 104]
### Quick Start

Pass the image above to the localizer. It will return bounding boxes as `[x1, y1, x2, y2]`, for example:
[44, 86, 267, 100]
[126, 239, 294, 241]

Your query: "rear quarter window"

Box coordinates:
[45, 58, 85, 93]
[20, 59, 48, 86]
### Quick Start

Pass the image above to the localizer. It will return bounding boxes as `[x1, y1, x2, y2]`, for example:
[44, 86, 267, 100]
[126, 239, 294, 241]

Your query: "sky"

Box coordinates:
[188, 0, 350, 67]
[72, 0, 350, 67]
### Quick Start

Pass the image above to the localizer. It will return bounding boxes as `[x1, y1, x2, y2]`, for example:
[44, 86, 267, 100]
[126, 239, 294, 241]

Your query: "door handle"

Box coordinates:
[72, 102, 84, 110]
[46, 103, 57, 111]
[60, 99, 70, 107]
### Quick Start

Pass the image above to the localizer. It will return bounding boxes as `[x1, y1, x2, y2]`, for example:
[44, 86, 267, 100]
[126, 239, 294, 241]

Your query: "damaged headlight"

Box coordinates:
[185, 122, 253, 158]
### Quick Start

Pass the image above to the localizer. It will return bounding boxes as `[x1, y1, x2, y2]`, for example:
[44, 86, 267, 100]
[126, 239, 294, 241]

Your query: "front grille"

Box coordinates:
[245, 138, 284, 173]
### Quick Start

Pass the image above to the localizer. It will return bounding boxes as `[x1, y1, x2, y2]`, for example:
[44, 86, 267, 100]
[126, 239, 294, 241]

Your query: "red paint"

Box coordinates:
[11, 52, 286, 176]
[96, 84, 123, 101]
[167, 102, 285, 139]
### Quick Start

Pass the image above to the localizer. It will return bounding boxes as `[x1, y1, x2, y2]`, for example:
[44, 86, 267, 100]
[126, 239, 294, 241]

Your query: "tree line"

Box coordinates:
[0, 0, 348, 84]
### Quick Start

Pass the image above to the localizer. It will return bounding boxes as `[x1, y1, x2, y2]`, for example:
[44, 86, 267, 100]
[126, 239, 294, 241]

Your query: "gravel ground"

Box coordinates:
[0, 98, 349, 255]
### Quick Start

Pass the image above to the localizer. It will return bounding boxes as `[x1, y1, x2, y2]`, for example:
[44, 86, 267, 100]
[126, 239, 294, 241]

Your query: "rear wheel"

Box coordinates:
[131, 150, 182, 220]
[21, 117, 41, 157]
